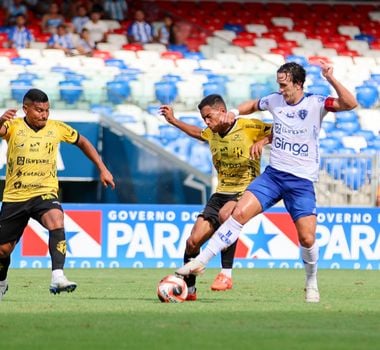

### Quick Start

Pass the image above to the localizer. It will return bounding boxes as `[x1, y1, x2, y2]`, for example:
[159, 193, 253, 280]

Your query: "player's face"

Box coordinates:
[23, 101, 50, 129]
[277, 72, 303, 104]
[200, 105, 224, 132]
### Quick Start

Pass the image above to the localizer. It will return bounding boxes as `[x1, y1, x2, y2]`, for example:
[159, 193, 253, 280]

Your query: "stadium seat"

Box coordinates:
[58, 80, 83, 105]
[154, 81, 178, 104]
[202, 81, 226, 97]
[250, 82, 274, 99]
[306, 84, 331, 96]
[355, 85, 379, 108]
[11, 79, 33, 103]
[106, 81, 131, 105]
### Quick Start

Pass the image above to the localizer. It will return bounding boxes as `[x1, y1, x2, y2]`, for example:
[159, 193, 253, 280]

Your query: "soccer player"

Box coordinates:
[175, 61, 358, 303]
[0, 88, 115, 300]
[160, 95, 271, 300]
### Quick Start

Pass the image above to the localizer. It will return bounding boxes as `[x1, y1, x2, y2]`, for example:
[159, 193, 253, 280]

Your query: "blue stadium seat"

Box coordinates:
[335, 110, 358, 123]
[328, 128, 349, 139]
[105, 58, 127, 69]
[184, 52, 205, 60]
[11, 57, 32, 66]
[162, 74, 183, 83]
[58, 80, 83, 105]
[307, 84, 331, 96]
[106, 81, 131, 104]
[10, 79, 33, 103]
[355, 129, 375, 142]
[155, 81, 178, 104]
[202, 81, 226, 97]
[335, 121, 360, 134]
[319, 137, 341, 152]
[250, 82, 273, 99]
[285, 54, 308, 66]
[158, 124, 181, 145]
[342, 166, 366, 191]
[223, 23, 244, 33]
[355, 85, 379, 109]
[321, 121, 335, 133]
[18, 72, 39, 81]
[207, 74, 229, 84]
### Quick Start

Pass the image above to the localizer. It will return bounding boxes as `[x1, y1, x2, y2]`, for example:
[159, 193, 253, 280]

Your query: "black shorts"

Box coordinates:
[0, 195, 63, 244]
[198, 192, 240, 231]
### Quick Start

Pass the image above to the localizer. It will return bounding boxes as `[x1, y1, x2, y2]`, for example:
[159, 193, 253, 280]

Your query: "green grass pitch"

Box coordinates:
[0, 268, 378, 350]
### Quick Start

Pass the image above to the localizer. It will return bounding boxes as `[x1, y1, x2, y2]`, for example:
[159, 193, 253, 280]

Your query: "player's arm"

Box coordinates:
[0, 109, 17, 137]
[321, 61, 358, 112]
[75, 134, 115, 189]
[159, 105, 204, 141]
[237, 99, 260, 115]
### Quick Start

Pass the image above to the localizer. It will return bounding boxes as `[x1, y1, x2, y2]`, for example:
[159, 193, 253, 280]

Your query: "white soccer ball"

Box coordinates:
[157, 274, 188, 303]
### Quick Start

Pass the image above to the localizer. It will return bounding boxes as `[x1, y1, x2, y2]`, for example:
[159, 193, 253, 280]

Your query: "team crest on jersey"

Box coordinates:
[21, 210, 102, 257]
[235, 213, 299, 259]
[298, 109, 308, 120]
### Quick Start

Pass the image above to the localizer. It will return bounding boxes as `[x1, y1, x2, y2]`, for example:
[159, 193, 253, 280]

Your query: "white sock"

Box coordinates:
[221, 269, 232, 278]
[197, 216, 243, 265]
[301, 242, 319, 289]
[52, 269, 64, 280]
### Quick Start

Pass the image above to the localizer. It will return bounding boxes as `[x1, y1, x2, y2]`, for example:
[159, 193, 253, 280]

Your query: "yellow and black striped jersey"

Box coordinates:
[201, 118, 271, 193]
[2, 118, 79, 202]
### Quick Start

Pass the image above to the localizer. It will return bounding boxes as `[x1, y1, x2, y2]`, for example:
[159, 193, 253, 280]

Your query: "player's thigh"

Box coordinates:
[0, 202, 30, 246]
[30, 196, 64, 229]
[219, 200, 237, 223]
[294, 215, 317, 247]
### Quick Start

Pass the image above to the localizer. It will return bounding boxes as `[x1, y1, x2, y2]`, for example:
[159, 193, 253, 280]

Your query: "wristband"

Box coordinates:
[229, 108, 239, 118]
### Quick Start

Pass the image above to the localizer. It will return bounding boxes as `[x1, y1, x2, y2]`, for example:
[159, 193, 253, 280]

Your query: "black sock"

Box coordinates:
[0, 256, 10, 281]
[184, 251, 198, 288]
[221, 241, 237, 269]
[49, 228, 66, 270]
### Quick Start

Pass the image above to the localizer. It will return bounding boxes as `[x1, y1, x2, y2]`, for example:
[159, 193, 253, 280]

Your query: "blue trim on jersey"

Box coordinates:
[246, 166, 317, 221]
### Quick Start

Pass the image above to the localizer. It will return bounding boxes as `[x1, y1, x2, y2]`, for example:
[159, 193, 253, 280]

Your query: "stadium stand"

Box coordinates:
[0, 0, 378, 205]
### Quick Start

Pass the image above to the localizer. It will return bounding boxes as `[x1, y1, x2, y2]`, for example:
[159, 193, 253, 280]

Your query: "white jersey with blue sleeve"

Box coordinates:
[258, 92, 330, 182]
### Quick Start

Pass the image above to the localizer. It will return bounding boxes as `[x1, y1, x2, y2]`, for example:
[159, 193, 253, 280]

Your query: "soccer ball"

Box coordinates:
[157, 274, 188, 303]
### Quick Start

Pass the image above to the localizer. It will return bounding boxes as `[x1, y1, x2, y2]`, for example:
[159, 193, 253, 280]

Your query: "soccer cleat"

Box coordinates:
[50, 275, 77, 295]
[175, 259, 205, 277]
[186, 289, 197, 301]
[210, 273, 233, 291]
[0, 281, 8, 301]
[305, 287, 320, 303]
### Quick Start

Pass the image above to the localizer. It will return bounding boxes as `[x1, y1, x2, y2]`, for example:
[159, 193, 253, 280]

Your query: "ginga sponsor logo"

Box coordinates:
[273, 136, 309, 156]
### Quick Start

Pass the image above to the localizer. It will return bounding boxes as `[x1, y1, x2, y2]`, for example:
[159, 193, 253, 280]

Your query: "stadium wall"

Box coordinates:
[9, 203, 380, 270]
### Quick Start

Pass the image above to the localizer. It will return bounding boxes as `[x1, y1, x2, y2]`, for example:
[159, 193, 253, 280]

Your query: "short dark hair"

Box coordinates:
[23, 89, 49, 104]
[198, 94, 226, 111]
[277, 62, 306, 87]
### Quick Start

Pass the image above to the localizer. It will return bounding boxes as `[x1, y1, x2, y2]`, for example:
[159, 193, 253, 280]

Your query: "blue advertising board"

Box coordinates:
[10, 204, 380, 270]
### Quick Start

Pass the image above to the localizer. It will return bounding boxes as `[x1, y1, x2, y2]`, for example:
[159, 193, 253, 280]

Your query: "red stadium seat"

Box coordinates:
[0, 48, 18, 59]
[231, 37, 253, 48]
[161, 51, 184, 60]
[92, 50, 113, 60]
[122, 43, 143, 51]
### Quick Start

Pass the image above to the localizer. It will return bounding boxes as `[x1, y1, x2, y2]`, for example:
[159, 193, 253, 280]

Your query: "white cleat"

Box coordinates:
[0, 280, 8, 301]
[50, 275, 77, 295]
[175, 259, 205, 277]
[305, 287, 320, 303]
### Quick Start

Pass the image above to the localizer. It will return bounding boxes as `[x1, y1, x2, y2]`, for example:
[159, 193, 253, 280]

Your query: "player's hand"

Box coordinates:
[159, 105, 176, 124]
[100, 169, 115, 189]
[320, 60, 334, 80]
[0, 108, 17, 123]
[250, 137, 270, 160]
[219, 111, 236, 128]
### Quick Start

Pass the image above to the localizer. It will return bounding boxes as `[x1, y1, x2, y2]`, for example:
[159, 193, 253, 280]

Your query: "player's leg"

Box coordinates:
[295, 215, 319, 303]
[0, 201, 30, 301]
[211, 199, 238, 291]
[176, 166, 281, 276]
[183, 216, 214, 300]
[34, 197, 77, 294]
[283, 175, 319, 303]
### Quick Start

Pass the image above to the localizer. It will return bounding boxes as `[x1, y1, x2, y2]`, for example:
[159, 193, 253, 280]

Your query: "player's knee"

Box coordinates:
[299, 234, 315, 248]
[0, 244, 12, 258]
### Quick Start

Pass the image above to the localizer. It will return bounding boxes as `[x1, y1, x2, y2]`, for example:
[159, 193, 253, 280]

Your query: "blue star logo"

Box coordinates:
[65, 230, 80, 254]
[243, 221, 277, 256]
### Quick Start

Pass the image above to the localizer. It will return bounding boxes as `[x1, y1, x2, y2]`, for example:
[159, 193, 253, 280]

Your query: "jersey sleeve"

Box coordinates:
[2, 120, 14, 141]
[200, 127, 212, 141]
[55, 121, 79, 143]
